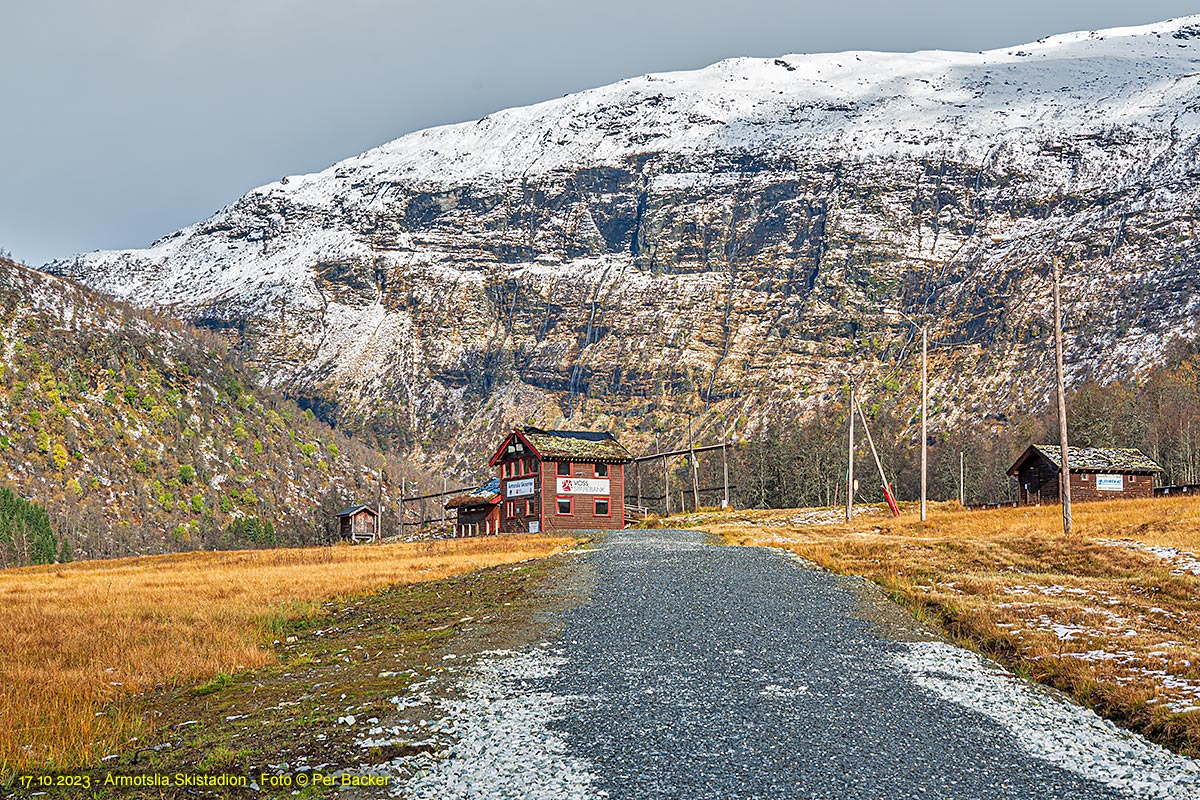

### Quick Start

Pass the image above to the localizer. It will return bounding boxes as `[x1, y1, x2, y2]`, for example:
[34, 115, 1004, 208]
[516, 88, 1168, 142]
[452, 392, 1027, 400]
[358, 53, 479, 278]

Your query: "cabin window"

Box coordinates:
[557, 461, 571, 476]
[526, 498, 538, 516]
[556, 496, 573, 515]
[594, 498, 610, 516]
[594, 463, 609, 478]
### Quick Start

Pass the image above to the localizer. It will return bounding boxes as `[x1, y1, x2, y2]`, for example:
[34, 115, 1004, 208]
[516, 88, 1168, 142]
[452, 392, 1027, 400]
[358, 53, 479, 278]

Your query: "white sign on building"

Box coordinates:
[506, 478, 536, 498]
[1095, 474, 1124, 492]
[556, 477, 610, 495]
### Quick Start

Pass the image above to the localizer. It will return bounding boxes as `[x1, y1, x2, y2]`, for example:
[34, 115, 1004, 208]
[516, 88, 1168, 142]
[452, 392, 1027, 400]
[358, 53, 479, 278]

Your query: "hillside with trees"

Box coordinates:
[0, 257, 411, 567]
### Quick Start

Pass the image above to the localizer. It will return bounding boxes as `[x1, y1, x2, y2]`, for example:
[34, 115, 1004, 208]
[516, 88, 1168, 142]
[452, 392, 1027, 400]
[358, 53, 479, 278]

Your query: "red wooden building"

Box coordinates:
[488, 427, 633, 533]
[1007, 444, 1161, 505]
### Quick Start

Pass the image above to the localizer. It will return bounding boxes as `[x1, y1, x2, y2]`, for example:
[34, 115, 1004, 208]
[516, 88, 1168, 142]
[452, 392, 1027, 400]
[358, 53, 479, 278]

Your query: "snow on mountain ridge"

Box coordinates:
[45, 17, 1200, 466]
[57, 16, 1200, 312]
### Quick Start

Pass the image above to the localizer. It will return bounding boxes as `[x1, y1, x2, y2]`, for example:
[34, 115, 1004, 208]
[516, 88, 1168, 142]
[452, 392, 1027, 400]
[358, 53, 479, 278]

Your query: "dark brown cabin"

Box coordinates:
[1007, 445, 1161, 505]
[487, 427, 633, 533]
[336, 504, 379, 543]
[444, 479, 501, 537]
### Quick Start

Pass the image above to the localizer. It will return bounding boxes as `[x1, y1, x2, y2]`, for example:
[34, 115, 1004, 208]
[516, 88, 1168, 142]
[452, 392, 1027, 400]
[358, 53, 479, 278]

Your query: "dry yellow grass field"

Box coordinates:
[0, 535, 573, 775]
[681, 496, 1200, 755]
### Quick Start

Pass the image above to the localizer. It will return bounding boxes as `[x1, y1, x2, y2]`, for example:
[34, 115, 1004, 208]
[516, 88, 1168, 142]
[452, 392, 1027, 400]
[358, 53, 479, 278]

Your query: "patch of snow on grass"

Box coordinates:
[896, 641, 1200, 799]
[1101, 539, 1200, 576]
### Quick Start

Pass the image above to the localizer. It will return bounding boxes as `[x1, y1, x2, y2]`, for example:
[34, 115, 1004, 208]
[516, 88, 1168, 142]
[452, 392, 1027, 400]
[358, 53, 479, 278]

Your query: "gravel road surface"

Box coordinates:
[398, 530, 1200, 799]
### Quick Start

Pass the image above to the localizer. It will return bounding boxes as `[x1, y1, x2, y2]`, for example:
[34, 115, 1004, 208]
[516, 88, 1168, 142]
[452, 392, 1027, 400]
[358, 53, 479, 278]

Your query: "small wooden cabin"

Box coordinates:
[444, 478, 501, 537]
[1007, 445, 1161, 505]
[336, 504, 379, 543]
[488, 427, 633, 533]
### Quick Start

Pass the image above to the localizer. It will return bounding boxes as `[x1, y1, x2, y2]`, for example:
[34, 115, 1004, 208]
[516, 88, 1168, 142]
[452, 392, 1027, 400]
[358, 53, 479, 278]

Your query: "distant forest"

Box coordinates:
[650, 340, 1200, 512]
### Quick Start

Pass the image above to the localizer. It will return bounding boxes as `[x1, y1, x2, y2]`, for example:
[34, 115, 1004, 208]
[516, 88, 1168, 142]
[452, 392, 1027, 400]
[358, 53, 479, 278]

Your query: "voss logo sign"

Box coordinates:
[556, 477, 610, 495]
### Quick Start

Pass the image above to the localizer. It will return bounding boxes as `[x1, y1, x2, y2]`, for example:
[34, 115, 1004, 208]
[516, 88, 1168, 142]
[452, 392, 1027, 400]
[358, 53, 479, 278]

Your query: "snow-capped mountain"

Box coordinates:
[48, 17, 1200, 467]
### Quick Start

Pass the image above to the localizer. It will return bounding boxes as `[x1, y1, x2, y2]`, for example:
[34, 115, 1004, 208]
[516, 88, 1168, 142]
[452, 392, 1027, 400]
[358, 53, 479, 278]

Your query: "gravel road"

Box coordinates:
[398, 530, 1200, 800]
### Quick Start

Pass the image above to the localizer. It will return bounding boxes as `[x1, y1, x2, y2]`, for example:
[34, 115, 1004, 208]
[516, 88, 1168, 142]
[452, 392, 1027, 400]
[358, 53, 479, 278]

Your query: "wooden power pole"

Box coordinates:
[959, 452, 965, 507]
[658, 433, 670, 516]
[721, 420, 731, 510]
[1052, 257, 1073, 535]
[687, 414, 700, 511]
[920, 324, 928, 522]
[846, 383, 856, 521]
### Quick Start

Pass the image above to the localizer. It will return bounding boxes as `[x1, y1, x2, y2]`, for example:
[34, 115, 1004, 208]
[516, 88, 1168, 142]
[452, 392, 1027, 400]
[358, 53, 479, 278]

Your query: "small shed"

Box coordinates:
[1007, 445, 1161, 505]
[336, 504, 380, 543]
[444, 478, 501, 537]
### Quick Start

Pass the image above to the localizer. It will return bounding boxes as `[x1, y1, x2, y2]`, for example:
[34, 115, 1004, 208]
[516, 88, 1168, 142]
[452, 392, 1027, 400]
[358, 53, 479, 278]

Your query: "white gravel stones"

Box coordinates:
[395, 649, 601, 800]
[896, 641, 1200, 799]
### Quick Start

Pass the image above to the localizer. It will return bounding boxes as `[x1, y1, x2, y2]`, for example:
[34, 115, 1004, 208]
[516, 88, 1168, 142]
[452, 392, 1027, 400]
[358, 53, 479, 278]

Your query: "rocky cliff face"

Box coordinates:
[48, 17, 1200, 472]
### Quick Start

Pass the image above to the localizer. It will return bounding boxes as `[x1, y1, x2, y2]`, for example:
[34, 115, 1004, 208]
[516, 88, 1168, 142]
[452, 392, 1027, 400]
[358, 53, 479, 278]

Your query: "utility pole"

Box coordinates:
[399, 476, 405, 539]
[376, 459, 384, 544]
[1052, 256, 1073, 535]
[441, 476, 447, 525]
[687, 413, 700, 511]
[637, 461, 643, 510]
[920, 323, 928, 522]
[959, 452, 965, 507]
[658, 433, 670, 516]
[846, 382, 856, 522]
[721, 419, 731, 510]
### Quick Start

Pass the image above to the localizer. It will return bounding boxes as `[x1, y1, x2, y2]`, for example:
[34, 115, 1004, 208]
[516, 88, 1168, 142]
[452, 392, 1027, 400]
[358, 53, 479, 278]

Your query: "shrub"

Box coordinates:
[178, 464, 196, 484]
[131, 458, 148, 474]
[326, 442, 339, 460]
[56, 535, 72, 563]
[52, 443, 68, 470]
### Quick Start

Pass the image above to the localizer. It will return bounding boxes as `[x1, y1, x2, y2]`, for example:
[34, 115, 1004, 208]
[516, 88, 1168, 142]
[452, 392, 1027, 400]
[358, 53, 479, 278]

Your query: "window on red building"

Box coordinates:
[556, 496, 572, 515]
[595, 462, 609, 478]
[594, 498, 610, 516]
[557, 461, 571, 476]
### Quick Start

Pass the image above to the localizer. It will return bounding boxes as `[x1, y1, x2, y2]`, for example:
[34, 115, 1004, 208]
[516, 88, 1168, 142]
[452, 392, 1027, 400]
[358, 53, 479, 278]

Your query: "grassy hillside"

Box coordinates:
[0, 257, 408, 566]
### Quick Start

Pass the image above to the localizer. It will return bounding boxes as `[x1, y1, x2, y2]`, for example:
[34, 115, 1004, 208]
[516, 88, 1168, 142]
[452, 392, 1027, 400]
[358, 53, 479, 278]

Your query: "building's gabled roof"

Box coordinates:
[445, 477, 501, 509]
[489, 426, 632, 466]
[1008, 444, 1162, 476]
[335, 504, 378, 518]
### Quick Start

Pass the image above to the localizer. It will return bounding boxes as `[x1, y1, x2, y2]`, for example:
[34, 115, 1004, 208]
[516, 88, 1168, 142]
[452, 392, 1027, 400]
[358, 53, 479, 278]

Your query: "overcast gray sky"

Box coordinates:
[3, 1, 1197, 266]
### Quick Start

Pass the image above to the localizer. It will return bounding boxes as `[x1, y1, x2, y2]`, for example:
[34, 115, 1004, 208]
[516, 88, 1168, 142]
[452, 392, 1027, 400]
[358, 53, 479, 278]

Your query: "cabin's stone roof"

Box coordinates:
[445, 477, 500, 509]
[1021, 445, 1162, 474]
[520, 427, 633, 463]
